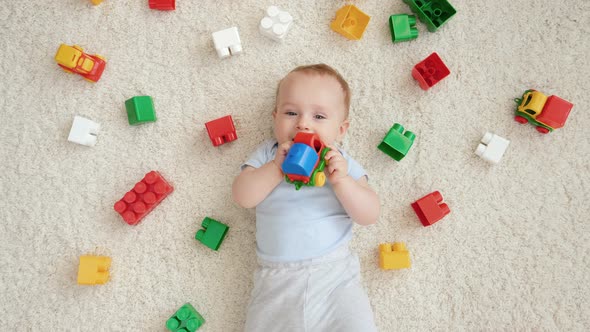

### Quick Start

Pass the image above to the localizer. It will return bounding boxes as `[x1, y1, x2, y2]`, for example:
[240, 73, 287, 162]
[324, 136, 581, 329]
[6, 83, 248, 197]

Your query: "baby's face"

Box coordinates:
[273, 72, 349, 146]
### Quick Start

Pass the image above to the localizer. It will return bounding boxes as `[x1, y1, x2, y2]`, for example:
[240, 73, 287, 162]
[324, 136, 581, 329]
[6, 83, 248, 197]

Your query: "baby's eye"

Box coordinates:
[314, 114, 326, 120]
[286, 111, 297, 116]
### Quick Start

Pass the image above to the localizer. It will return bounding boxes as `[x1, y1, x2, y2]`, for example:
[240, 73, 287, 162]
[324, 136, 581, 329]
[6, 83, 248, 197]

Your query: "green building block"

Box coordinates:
[195, 217, 229, 251]
[125, 96, 156, 125]
[378, 123, 416, 161]
[389, 14, 418, 43]
[166, 303, 205, 332]
[403, 0, 456, 32]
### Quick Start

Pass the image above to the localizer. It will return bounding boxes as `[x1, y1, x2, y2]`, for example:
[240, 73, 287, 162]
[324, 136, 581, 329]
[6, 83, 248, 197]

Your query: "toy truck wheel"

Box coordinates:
[313, 172, 326, 187]
[514, 115, 527, 124]
[536, 126, 550, 134]
[84, 77, 96, 83]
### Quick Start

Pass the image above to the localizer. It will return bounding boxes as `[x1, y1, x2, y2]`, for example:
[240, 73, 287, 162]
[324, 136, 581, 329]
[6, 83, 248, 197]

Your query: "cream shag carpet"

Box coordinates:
[1, 0, 589, 331]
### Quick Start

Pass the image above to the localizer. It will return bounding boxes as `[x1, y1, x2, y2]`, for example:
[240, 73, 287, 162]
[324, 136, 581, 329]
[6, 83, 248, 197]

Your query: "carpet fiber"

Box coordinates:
[1, 0, 589, 330]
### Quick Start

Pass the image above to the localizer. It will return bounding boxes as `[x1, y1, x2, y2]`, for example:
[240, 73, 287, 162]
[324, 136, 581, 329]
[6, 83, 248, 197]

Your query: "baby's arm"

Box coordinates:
[232, 141, 292, 208]
[331, 176, 380, 226]
[325, 148, 380, 226]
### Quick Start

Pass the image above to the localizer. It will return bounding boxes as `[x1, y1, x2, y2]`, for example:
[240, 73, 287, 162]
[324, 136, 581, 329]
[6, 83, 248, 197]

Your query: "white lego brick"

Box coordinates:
[68, 116, 100, 146]
[212, 27, 242, 59]
[259, 6, 293, 42]
[475, 132, 510, 164]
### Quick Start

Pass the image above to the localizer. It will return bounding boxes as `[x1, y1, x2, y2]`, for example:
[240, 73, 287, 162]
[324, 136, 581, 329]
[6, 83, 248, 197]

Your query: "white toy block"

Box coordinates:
[68, 116, 100, 147]
[259, 6, 293, 42]
[212, 27, 242, 59]
[475, 132, 510, 164]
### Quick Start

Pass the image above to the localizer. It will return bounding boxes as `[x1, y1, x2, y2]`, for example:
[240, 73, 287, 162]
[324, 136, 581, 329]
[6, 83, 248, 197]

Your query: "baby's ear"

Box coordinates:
[338, 118, 350, 139]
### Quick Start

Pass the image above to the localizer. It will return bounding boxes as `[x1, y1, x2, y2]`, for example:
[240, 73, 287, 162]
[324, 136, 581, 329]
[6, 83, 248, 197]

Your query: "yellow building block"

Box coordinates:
[379, 242, 411, 270]
[78, 255, 111, 285]
[516, 90, 548, 120]
[330, 5, 371, 40]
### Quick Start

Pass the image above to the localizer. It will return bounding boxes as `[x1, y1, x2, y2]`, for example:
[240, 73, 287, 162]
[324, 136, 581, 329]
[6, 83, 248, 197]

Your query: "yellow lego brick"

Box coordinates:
[379, 242, 411, 270]
[516, 90, 548, 120]
[330, 5, 371, 40]
[78, 255, 111, 285]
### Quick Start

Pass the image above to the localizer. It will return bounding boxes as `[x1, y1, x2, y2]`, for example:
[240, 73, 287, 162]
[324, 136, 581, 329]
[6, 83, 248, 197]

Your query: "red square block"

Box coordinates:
[536, 95, 573, 129]
[412, 52, 450, 90]
[114, 171, 174, 225]
[411, 191, 450, 226]
[149, 0, 175, 10]
[205, 115, 237, 147]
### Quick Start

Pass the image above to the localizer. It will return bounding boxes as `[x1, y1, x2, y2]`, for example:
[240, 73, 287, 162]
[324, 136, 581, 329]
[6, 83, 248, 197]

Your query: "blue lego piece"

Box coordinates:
[281, 143, 319, 177]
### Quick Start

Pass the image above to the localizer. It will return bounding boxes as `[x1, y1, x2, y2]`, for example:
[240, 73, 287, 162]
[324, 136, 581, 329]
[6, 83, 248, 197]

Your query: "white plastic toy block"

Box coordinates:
[212, 27, 242, 59]
[68, 116, 100, 146]
[475, 132, 510, 164]
[259, 6, 293, 42]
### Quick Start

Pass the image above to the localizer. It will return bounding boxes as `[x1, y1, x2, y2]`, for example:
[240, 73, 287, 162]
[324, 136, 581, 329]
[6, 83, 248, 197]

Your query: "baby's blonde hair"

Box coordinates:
[275, 64, 351, 119]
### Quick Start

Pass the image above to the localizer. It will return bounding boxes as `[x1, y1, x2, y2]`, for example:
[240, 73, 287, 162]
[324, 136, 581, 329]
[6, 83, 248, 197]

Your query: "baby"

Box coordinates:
[232, 64, 380, 332]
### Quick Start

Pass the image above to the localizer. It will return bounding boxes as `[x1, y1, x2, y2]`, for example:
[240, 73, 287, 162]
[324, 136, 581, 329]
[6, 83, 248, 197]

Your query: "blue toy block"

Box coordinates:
[281, 143, 319, 177]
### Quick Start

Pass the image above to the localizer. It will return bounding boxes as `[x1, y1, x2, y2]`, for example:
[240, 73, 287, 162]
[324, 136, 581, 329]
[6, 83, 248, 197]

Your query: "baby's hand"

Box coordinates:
[324, 146, 349, 185]
[273, 141, 294, 170]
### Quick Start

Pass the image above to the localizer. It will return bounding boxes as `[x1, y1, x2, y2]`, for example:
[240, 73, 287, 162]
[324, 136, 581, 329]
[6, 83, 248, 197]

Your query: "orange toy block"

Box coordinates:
[330, 5, 370, 40]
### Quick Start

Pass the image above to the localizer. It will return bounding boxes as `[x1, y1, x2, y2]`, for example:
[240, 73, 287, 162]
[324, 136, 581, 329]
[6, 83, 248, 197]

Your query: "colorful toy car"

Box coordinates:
[514, 90, 573, 134]
[281, 133, 331, 190]
[54, 44, 106, 82]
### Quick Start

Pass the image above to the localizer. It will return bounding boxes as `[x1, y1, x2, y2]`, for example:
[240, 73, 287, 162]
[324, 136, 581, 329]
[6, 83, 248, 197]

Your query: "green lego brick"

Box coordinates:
[403, 0, 456, 32]
[125, 96, 156, 125]
[195, 217, 229, 251]
[378, 123, 416, 161]
[389, 14, 418, 43]
[166, 303, 205, 332]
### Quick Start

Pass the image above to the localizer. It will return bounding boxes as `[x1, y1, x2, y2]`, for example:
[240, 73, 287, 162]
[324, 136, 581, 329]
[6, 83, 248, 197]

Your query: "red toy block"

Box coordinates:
[149, 0, 175, 10]
[411, 191, 450, 226]
[205, 115, 237, 147]
[113, 171, 174, 225]
[412, 52, 450, 90]
[535, 95, 574, 130]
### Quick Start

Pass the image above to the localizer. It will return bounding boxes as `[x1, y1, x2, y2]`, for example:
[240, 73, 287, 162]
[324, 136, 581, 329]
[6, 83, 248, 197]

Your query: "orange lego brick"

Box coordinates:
[330, 5, 371, 40]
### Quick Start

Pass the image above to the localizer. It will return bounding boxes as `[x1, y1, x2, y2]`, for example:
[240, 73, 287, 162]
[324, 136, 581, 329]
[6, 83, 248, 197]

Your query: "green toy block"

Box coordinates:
[125, 96, 156, 125]
[389, 14, 418, 43]
[403, 0, 456, 32]
[195, 217, 229, 251]
[378, 123, 416, 161]
[166, 303, 205, 332]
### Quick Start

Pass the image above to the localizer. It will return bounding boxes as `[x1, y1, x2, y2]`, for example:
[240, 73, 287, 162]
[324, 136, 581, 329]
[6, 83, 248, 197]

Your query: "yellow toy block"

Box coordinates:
[330, 5, 371, 40]
[379, 242, 411, 270]
[91, 0, 104, 5]
[78, 255, 111, 285]
[516, 90, 548, 121]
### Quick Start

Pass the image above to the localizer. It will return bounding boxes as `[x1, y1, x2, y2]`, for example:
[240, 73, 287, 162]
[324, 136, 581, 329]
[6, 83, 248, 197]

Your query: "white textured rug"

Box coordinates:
[1, 0, 589, 331]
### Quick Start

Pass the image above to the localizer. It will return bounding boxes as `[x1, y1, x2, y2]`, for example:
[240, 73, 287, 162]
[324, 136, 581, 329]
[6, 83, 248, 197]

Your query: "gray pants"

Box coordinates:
[245, 245, 378, 332]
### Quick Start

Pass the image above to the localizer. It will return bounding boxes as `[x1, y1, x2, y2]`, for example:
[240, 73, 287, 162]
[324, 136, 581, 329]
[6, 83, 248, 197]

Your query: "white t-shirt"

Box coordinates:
[241, 139, 367, 262]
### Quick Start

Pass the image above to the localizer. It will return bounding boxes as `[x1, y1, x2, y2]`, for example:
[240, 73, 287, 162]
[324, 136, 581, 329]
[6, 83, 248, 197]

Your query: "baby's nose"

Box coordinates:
[296, 119, 309, 130]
